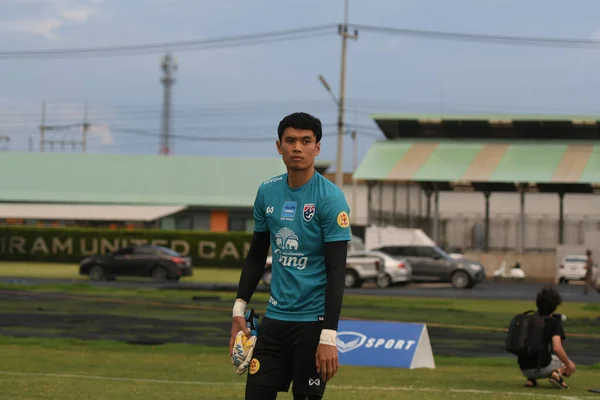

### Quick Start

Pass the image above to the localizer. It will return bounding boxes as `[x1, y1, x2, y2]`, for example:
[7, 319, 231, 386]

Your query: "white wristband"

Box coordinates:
[232, 299, 247, 318]
[319, 329, 337, 346]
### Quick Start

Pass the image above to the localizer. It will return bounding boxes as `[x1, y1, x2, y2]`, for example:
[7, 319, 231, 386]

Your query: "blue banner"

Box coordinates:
[336, 319, 435, 369]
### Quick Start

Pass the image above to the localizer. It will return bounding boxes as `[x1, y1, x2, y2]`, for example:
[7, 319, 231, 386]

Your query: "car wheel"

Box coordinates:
[376, 274, 392, 288]
[88, 265, 104, 281]
[344, 269, 360, 288]
[262, 267, 272, 286]
[151, 266, 168, 281]
[451, 270, 471, 289]
[559, 277, 569, 285]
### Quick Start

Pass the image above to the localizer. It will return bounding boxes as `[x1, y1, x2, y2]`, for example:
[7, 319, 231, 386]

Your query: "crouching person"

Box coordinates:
[518, 287, 576, 389]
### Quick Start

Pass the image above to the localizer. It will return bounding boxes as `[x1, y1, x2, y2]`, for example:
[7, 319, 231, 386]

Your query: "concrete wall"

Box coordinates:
[464, 250, 557, 282]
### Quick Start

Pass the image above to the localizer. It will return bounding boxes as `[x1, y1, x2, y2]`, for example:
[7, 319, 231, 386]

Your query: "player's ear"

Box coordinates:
[315, 141, 321, 156]
[276, 140, 282, 155]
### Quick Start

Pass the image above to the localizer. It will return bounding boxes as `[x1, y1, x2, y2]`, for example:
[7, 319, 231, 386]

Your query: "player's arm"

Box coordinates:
[232, 186, 270, 317]
[234, 230, 270, 310]
[322, 240, 348, 335]
[319, 193, 351, 343]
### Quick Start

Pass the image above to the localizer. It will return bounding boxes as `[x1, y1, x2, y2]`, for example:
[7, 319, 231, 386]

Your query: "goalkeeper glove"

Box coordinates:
[231, 309, 260, 375]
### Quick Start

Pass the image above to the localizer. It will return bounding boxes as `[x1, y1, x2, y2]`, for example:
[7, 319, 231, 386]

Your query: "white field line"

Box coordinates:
[0, 371, 595, 399]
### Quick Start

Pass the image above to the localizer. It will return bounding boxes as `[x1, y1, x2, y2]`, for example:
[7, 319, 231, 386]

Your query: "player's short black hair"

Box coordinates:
[277, 112, 322, 143]
[536, 286, 562, 316]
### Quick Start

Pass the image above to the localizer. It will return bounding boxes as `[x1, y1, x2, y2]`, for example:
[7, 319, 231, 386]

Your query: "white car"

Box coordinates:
[347, 250, 412, 288]
[557, 255, 596, 284]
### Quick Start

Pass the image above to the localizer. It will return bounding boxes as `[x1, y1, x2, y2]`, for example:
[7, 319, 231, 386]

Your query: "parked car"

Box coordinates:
[371, 244, 486, 289]
[261, 235, 382, 289]
[557, 255, 596, 284]
[79, 244, 193, 282]
[347, 250, 412, 288]
[261, 252, 382, 289]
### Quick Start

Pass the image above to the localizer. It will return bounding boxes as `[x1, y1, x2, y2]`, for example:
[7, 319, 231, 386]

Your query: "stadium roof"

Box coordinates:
[354, 139, 600, 192]
[0, 204, 185, 221]
[371, 113, 600, 140]
[0, 152, 331, 208]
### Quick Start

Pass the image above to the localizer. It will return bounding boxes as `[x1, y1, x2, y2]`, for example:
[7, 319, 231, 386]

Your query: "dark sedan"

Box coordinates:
[79, 245, 193, 282]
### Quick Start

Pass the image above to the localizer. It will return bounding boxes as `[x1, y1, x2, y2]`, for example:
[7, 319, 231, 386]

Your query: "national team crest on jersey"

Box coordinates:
[302, 203, 316, 222]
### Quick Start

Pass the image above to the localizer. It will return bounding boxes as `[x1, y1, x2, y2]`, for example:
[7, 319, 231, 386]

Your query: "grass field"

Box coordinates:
[1, 262, 599, 399]
[1, 337, 599, 400]
[0, 261, 242, 283]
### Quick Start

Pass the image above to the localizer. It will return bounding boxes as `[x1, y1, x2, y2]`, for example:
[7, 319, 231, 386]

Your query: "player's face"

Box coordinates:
[277, 127, 320, 171]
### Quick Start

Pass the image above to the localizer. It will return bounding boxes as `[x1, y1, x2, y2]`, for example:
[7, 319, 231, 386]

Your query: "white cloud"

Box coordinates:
[2, 18, 63, 39]
[59, 6, 97, 22]
[1, 0, 99, 39]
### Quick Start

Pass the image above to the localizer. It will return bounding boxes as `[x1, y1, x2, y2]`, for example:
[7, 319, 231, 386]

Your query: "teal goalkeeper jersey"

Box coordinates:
[253, 171, 352, 322]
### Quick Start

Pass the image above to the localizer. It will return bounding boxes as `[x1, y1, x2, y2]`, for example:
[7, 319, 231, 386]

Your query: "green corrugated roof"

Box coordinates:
[371, 113, 600, 122]
[0, 153, 330, 207]
[354, 139, 600, 184]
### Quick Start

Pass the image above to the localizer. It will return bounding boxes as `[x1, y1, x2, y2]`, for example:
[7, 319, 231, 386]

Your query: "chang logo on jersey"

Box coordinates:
[273, 227, 308, 269]
[336, 331, 416, 353]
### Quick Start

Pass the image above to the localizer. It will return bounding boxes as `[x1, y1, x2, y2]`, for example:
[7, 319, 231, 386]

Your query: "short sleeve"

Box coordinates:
[320, 192, 352, 243]
[549, 317, 566, 341]
[253, 186, 269, 232]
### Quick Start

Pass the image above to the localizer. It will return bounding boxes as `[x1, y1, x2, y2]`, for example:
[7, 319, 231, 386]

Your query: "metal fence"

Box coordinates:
[367, 209, 600, 251]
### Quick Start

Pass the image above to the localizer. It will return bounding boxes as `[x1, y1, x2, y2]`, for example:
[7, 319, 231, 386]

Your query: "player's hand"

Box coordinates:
[315, 343, 339, 382]
[566, 360, 577, 375]
[229, 316, 251, 357]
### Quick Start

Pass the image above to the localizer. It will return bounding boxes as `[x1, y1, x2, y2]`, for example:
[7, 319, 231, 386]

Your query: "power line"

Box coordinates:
[355, 24, 600, 49]
[107, 126, 368, 142]
[0, 25, 336, 60]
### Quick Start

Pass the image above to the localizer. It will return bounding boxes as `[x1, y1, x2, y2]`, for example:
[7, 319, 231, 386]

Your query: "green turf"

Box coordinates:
[1, 282, 598, 336]
[0, 261, 243, 284]
[0, 337, 598, 400]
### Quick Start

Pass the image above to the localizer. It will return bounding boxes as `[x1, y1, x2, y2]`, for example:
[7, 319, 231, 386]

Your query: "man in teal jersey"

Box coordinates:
[229, 112, 351, 400]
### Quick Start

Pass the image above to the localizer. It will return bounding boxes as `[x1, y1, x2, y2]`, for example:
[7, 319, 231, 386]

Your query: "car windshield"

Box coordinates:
[433, 246, 452, 259]
[157, 246, 180, 257]
[565, 257, 586, 262]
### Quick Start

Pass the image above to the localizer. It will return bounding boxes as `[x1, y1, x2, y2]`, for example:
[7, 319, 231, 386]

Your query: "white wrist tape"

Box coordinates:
[232, 299, 247, 318]
[319, 329, 337, 346]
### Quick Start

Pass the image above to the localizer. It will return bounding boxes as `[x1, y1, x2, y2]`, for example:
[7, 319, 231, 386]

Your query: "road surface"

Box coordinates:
[1, 276, 599, 303]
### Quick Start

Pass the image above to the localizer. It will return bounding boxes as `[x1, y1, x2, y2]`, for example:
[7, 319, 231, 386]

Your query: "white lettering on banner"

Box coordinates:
[243, 242, 250, 259]
[129, 239, 148, 246]
[52, 238, 73, 254]
[31, 238, 49, 255]
[100, 238, 120, 254]
[198, 241, 216, 258]
[80, 239, 98, 256]
[220, 242, 240, 259]
[336, 331, 416, 353]
[365, 338, 415, 350]
[171, 240, 190, 256]
[9, 237, 26, 254]
[0, 235, 253, 262]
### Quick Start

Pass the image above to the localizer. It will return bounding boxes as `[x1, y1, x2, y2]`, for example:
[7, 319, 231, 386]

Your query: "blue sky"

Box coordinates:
[1, 0, 600, 171]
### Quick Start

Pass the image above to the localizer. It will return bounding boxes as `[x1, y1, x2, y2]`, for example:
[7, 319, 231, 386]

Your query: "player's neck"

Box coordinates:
[287, 166, 315, 189]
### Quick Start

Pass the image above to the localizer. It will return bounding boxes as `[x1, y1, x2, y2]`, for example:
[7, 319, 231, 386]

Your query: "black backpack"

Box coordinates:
[505, 310, 549, 359]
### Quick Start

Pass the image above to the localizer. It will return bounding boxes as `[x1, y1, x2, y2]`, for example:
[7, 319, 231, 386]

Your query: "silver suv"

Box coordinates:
[261, 235, 382, 288]
[372, 245, 486, 289]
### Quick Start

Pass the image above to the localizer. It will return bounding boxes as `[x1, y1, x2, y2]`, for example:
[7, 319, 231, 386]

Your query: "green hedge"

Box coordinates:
[0, 225, 254, 268]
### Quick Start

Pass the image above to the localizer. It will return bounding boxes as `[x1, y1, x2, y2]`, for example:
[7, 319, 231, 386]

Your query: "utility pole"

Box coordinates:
[82, 101, 89, 153]
[160, 52, 177, 155]
[334, 0, 358, 189]
[351, 129, 357, 214]
[39, 100, 87, 152]
[40, 100, 46, 152]
[0, 135, 9, 151]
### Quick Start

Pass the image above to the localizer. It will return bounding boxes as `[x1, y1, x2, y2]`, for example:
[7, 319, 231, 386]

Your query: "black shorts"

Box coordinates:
[246, 316, 325, 396]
